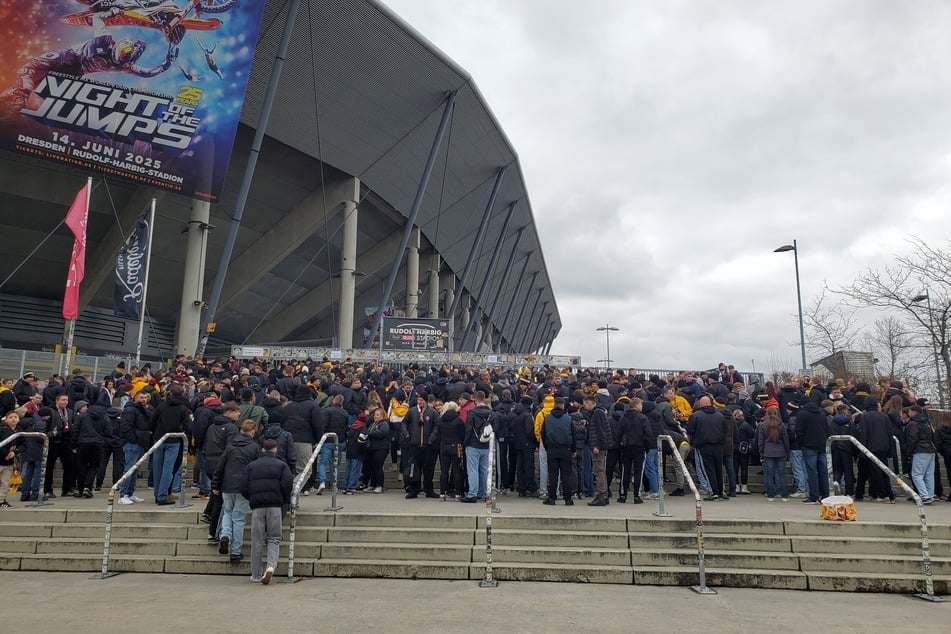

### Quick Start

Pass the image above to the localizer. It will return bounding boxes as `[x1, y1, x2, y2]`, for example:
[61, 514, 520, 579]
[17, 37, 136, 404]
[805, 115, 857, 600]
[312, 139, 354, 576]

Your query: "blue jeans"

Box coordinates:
[538, 442, 548, 493]
[21, 460, 42, 498]
[195, 450, 211, 495]
[912, 452, 936, 500]
[582, 446, 594, 496]
[317, 443, 335, 485]
[763, 457, 788, 498]
[645, 448, 659, 494]
[345, 457, 364, 490]
[790, 449, 808, 494]
[220, 492, 250, 556]
[151, 443, 180, 502]
[121, 444, 144, 497]
[465, 446, 489, 499]
[693, 448, 711, 493]
[802, 448, 829, 501]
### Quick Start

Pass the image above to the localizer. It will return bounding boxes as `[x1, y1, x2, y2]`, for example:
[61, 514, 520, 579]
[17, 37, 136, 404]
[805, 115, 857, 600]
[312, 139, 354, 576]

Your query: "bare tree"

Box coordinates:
[804, 287, 856, 357]
[834, 236, 950, 406]
[865, 317, 925, 385]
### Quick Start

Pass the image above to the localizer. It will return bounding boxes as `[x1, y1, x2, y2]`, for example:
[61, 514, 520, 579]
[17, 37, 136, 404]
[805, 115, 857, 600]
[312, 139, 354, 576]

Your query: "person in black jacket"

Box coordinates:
[365, 406, 390, 493]
[855, 401, 895, 502]
[541, 397, 579, 506]
[461, 392, 494, 503]
[96, 404, 125, 492]
[149, 384, 191, 505]
[400, 393, 438, 499]
[242, 438, 292, 584]
[282, 384, 324, 495]
[70, 401, 106, 498]
[583, 395, 613, 506]
[318, 395, 349, 494]
[829, 404, 855, 496]
[430, 401, 465, 500]
[905, 405, 937, 503]
[118, 391, 151, 504]
[796, 399, 830, 504]
[511, 397, 538, 497]
[618, 397, 652, 504]
[686, 396, 728, 501]
[213, 420, 259, 563]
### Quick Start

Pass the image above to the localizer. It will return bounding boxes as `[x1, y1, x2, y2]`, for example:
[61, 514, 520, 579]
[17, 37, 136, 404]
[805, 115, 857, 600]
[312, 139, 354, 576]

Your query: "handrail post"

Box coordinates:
[480, 428, 497, 587]
[94, 432, 187, 579]
[490, 436, 501, 513]
[0, 433, 52, 507]
[175, 440, 191, 508]
[827, 434, 944, 602]
[284, 432, 337, 583]
[654, 434, 714, 595]
[826, 437, 837, 495]
[652, 436, 670, 517]
[323, 435, 342, 512]
[892, 435, 904, 481]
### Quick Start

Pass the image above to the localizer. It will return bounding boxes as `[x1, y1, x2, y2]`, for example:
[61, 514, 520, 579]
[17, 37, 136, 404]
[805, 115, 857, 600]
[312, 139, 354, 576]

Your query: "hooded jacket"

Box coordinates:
[212, 434, 260, 493]
[619, 408, 652, 450]
[541, 407, 577, 455]
[585, 405, 613, 451]
[905, 413, 936, 455]
[430, 409, 465, 449]
[260, 422, 296, 470]
[533, 395, 555, 444]
[71, 404, 108, 447]
[119, 401, 151, 448]
[686, 406, 727, 448]
[282, 385, 324, 445]
[242, 453, 292, 509]
[795, 400, 829, 450]
[149, 393, 190, 446]
[465, 405, 494, 449]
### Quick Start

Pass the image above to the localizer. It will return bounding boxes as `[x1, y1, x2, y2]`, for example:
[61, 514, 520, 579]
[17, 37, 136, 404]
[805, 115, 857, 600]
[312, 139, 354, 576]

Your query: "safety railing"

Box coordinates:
[94, 432, 188, 579]
[0, 432, 50, 507]
[892, 435, 904, 481]
[285, 432, 339, 583]
[480, 427, 498, 588]
[652, 435, 715, 595]
[826, 434, 943, 602]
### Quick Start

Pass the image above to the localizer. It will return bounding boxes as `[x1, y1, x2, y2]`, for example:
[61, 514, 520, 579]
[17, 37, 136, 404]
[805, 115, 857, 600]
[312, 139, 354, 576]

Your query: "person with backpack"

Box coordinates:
[460, 391, 493, 503]
[237, 389, 268, 437]
[541, 397, 578, 506]
[66, 369, 96, 408]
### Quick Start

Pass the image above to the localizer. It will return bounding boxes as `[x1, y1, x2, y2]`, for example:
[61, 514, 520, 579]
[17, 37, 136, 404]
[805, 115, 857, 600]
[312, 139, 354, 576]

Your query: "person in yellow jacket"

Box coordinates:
[534, 395, 555, 498]
[664, 388, 693, 422]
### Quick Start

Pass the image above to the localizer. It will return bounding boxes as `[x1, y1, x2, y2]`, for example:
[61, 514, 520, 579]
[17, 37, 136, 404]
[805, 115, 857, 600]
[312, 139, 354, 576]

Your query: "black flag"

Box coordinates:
[114, 209, 151, 318]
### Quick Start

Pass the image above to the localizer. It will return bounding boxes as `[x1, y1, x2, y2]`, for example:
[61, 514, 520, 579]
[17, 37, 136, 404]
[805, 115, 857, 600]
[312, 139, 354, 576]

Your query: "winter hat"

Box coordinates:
[73, 400, 89, 412]
[37, 406, 54, 418]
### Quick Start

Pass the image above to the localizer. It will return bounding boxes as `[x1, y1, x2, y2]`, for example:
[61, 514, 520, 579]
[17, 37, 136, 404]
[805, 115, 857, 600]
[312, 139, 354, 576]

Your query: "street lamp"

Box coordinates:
[774, 240, 807, 373]
[596, 324, 619, 371]
[911, 290, 945, 408]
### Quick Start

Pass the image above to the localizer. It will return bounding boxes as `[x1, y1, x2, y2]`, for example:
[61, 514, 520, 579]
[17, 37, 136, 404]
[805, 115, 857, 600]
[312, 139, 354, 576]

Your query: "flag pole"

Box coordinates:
[134, 198, 157, 368]
[62, 176, 92, 376]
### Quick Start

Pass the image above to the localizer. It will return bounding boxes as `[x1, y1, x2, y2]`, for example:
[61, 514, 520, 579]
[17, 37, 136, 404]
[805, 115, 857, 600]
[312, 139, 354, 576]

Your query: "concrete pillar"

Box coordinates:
[461, 295, 470, 331]
[428, 254, 440, 318]
[473, 312, 483, 352]
[442, 275, 455, 320]
[337, 178, 360, 348]
[405, 229, 420, 318]
[176, 200, 211, 356]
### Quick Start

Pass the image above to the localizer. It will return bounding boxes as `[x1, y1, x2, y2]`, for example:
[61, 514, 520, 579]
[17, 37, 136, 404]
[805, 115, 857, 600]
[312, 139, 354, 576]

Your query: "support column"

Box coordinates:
[473, 313, 483, 352]
[509, 275, 539, 352]
[442, 275, 455, 320]
[498, 255, 531, 349]
[527, 305, 549, 352]
[405, 229, 420, 318]
[461, 295, 471, 332]
[176, 200, 211, 356]
[428, 254, 440, 318]
[337, 179, 360, 348]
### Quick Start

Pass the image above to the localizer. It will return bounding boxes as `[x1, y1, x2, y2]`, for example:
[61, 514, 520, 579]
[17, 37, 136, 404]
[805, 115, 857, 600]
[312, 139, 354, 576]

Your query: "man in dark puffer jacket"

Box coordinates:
[242, 438, 292, 584]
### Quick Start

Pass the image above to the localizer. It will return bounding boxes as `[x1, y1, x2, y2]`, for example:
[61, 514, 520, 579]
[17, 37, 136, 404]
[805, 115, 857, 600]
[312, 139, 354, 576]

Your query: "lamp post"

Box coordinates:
[774, 240, 807, 373]
[596, 324, 619, 371]
[911, 290, 945, 409]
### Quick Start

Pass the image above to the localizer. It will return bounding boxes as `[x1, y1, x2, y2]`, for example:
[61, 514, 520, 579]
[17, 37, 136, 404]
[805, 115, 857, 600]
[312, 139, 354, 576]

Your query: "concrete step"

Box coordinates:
[798, 553, 951, 575]
[334, 513, 476, 529]
[184, 525, 330, 542]
[320, 542, 472, 562]
[790, 536, 951, 558]
[163, 555, 313, 577]
[0, 538, 38, 554]
[633, 549, 800, 571]
[14, 553, 165, 573]
[634, 566, 808, 590]
[328, 527, 474, 545]
[67, 509, 203, 524]
[0, 509, 68, 523]
[473, 545, 630, 567]
[805, 571, 951, 594]
[0, 523, 54, 537]
[34, 538, 177, 556]
[50, 523, 189, 540]
[784, 520, 951, 540]
[628, 518, 786, 535]
[629, 533, 792, 552]
[470, 562, 633, 584]
[175, 540, 321, 559]
[314, 558, 469, 580]
[477, 516, 627, 532]
[474, 529, 629, 549]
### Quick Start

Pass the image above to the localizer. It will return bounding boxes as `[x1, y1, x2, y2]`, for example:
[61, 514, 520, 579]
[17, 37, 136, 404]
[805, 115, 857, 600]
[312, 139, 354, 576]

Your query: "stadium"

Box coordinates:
[0, 0, 561, 363]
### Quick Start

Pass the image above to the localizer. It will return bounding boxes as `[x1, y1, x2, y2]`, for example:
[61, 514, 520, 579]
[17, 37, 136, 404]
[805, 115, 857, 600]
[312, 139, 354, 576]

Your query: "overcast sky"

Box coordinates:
[384, 0, 951, 375]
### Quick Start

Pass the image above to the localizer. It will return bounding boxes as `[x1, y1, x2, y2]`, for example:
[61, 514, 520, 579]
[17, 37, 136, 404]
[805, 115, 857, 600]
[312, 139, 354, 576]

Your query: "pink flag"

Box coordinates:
[62, 183, 90, 320]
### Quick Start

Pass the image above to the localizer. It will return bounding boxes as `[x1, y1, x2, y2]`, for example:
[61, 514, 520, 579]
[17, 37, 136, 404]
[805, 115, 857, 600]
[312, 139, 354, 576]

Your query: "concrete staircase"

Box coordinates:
[1, 507, 950, 593]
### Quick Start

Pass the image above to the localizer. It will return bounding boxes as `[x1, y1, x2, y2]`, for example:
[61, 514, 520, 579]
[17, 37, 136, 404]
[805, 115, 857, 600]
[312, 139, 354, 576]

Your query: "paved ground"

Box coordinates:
[21, 484, 951, 525]
[3, 572, 947, 632]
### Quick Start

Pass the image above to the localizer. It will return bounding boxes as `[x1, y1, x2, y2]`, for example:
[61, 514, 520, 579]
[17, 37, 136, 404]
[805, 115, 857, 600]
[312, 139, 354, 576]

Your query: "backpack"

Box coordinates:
[68, 378, 88, 405]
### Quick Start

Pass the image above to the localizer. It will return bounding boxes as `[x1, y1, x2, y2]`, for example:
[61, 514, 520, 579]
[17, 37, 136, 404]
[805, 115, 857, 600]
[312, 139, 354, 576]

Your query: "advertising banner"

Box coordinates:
[380, 317, 450, 351]
[113, 206, 150, 318]
[0, 0, 268, 201]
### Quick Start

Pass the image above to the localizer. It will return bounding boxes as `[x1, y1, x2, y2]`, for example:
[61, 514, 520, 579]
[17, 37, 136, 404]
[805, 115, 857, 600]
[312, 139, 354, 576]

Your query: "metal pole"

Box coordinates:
[652, 436, 669, 517]
[134, 199, 156, 367]
[197, 0, 304, 360]
[31, 438, 51, 507]
[461, 203, 517, 350]
[446, 166, 507, 324]
[480, 428, 498, 587]
[284, 432, 337, 583]
[93, 432, 187, 579]
[793, 239, 807, 372]
[827, 435, 943, 601]
[926, 292, 945, 408]
[175, 439, 190, 508]
[324, 438, 343, 512]
[363, 93, 458, 347]
[892, 435, 904, 480]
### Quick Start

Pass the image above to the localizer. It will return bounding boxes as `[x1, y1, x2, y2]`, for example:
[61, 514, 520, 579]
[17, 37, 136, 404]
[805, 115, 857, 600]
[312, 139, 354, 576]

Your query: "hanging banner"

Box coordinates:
[62, 181, 90, 320]
[0, 0, 268, 202]
[114, 206, 151, 318]
[381, 317, 450, 351]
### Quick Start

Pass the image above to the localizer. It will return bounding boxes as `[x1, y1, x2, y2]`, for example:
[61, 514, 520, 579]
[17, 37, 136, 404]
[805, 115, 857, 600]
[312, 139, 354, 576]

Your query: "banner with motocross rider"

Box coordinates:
[0, 0, 267, 201]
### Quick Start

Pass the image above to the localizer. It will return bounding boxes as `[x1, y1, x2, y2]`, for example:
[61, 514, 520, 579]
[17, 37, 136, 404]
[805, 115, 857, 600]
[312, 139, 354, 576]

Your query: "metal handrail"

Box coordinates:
[892, 435, 904, 479]
[653, 435, 715, 595]
[480, 428, 498, 588]
[0, 432, 50, 507]
[825, 434, 942, 602]
[285, 432, 339, 582]
[95, 432, 188, 579]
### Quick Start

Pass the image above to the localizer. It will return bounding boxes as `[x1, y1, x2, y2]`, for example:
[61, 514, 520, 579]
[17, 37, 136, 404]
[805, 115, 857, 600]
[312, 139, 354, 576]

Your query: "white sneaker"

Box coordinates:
[316, 483, 326, 495]
[130, 495, 145, 503]
[766, 497, 774, 502]
[119, 496, 134, 505]
[782, 497, 789, 502]
[249, 576, 263, 583]
[302, 489, 310, 496]
[373, 486, 383, 494]
[789, 492, 806, 499]
[262, 566, 274, 585]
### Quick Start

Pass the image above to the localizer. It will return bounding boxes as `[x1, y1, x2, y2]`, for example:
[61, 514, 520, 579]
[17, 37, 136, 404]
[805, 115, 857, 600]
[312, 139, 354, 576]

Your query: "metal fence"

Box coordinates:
[0, 348, 164, 383]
